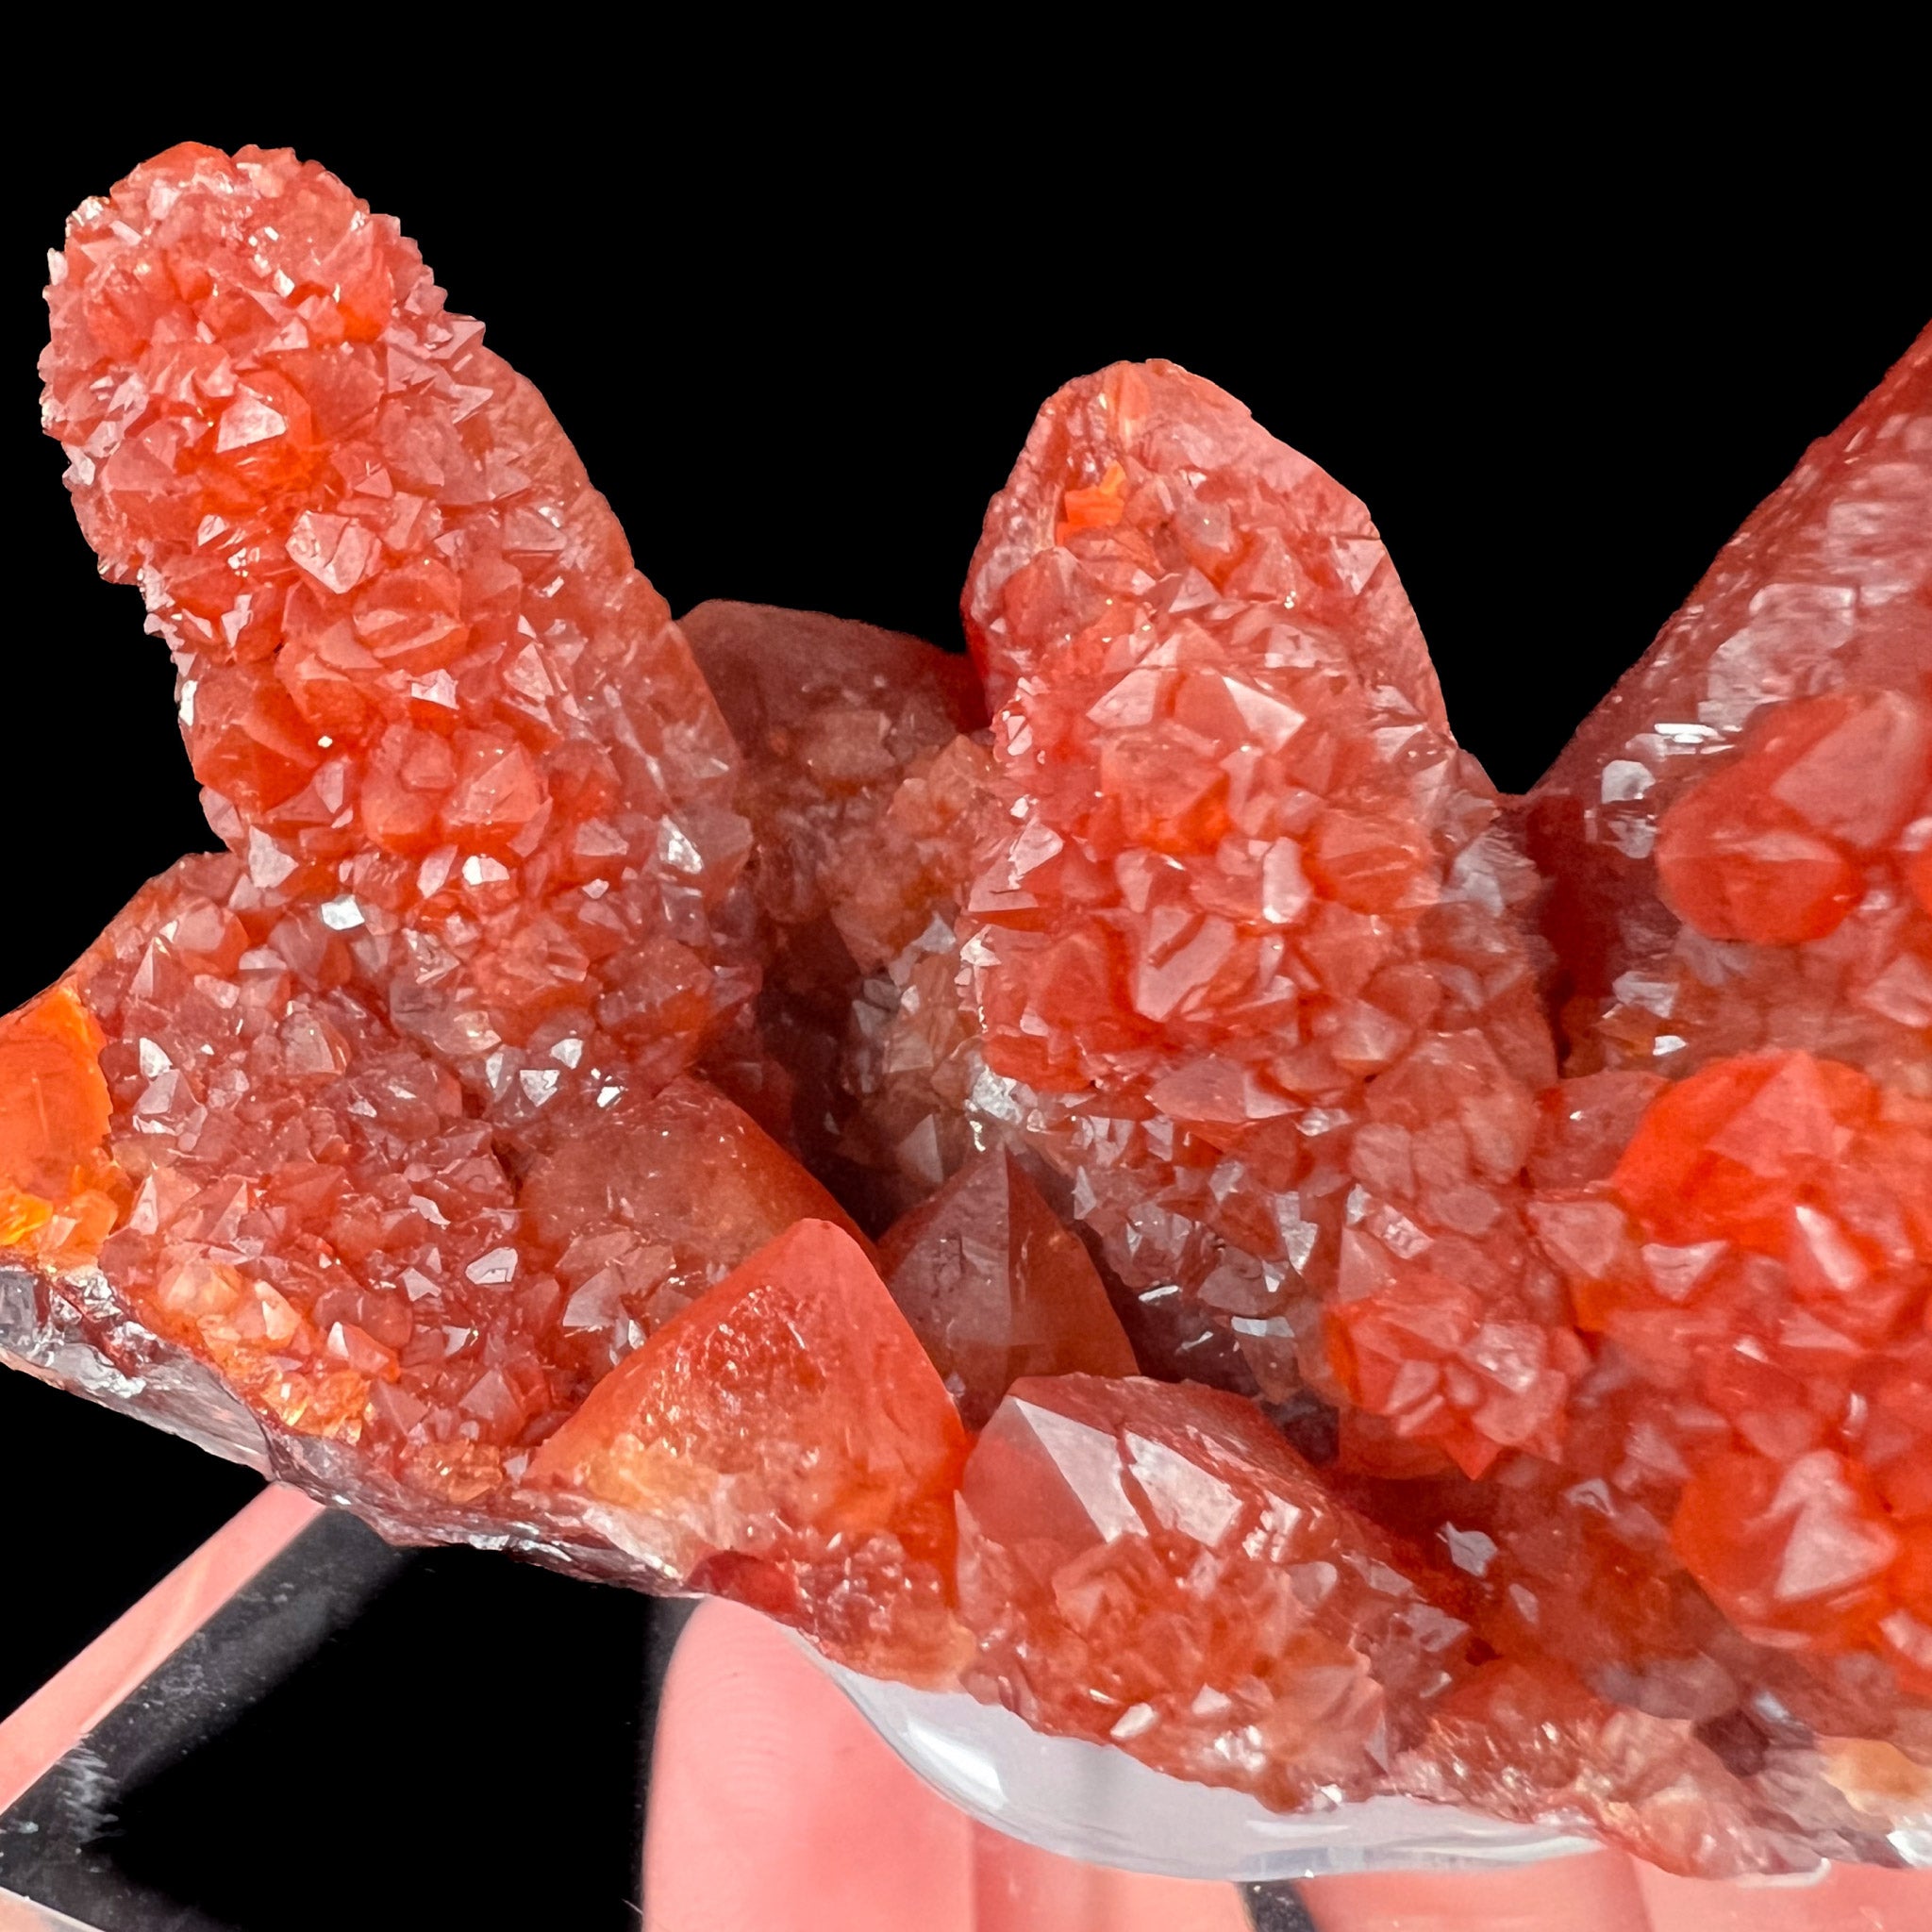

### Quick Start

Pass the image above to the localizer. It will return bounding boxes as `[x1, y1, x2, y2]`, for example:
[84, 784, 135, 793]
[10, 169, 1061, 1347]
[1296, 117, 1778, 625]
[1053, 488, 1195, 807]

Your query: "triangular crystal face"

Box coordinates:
[11, 134, 1932, 1878]
[530, 1217, 968, 1682]
[876, 1152, 1137, 1428]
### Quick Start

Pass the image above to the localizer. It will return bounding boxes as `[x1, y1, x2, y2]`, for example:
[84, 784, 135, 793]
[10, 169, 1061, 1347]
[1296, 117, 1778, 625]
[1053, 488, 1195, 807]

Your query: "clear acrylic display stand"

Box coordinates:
[830, 1657, 1586, 1883]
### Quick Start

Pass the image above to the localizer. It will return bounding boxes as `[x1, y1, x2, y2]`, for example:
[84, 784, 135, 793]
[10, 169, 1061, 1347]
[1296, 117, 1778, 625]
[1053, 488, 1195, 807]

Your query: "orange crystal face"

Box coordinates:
[0, 990, 125, 1268]
[957, 1373, 1468, 1809]
[11, 136, 1932, 1878]
[528, 1218, 968, 1679]
[874, 1150, 1137, 1427]
[1537, 1049, 1932, 1667]
[1655, 690, 1932, 946]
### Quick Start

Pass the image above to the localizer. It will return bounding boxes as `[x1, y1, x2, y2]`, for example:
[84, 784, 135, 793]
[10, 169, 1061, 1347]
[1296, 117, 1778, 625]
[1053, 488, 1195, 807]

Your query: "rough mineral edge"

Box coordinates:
[0, 1262, 271, 1472]
[1400, 319, 1932, 1862]
[679, 599, 989, 1220]
[0, 1259, 678, 1590]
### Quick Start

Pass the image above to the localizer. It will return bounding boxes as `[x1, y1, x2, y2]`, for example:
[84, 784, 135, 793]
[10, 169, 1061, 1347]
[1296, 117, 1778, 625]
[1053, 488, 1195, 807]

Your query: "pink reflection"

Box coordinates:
[0, 1484, 319, 1813]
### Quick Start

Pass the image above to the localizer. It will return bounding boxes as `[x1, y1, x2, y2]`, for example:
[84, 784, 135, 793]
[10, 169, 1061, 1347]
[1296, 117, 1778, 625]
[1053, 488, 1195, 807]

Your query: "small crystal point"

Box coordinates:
[875, 1150, 1137, 1427]
[9, 137, 1932, 1877]
[529, 1218, 969, 1681]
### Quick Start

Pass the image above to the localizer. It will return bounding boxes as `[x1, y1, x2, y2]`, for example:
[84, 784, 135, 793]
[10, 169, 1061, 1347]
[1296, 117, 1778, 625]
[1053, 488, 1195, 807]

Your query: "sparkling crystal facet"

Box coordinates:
[875, 1151, 1137, 1427]
[529, 1217, 968, 1679]
[958, 1372, 1469, 1808]
[10, 138, 1932, 1878]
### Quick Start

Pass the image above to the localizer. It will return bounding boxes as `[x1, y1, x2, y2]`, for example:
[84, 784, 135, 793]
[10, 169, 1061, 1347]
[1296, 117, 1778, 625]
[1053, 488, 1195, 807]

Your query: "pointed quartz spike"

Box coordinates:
[520, 1073, 877, 1376]
[1452, 324, 1932, 1871]
[528, 1218, 969, 1682]
[1524, 320, 1932, 1080]
[956, 1373, 1470, 1808]
[858, 358, 1569, 1471]
[874, 1151, 1137, 1427]
[39, 142, 750, 1121]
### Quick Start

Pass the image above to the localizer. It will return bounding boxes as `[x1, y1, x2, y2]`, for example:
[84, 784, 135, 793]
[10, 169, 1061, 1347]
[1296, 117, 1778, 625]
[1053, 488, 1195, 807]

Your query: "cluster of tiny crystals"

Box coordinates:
[8, 140, 1932, 1876]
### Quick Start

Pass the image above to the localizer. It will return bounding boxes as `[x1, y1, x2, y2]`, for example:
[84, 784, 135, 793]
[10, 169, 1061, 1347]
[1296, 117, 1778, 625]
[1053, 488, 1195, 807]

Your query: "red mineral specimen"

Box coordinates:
[10, 147, 886, 1528]
[875, 1150, 1137, 1426]
[16, 134, 1932, 1878]
[528, 1218, 968, 1679]
[678, 600, 990, 1208]
[957, 1373, 1470, 1807]
[41, 142, 753, 1126]
[866, 359, 1566, 1474]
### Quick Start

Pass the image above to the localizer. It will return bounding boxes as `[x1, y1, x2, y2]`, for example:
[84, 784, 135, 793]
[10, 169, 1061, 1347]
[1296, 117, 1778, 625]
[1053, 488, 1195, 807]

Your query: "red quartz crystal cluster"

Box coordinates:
[8, 141, 1932, 1876]
[951, 362, 1570, 1479]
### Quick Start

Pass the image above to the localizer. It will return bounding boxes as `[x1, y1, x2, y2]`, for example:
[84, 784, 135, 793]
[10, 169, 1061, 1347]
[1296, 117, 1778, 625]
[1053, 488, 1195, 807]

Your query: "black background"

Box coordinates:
[4, 94, 1929, 1927]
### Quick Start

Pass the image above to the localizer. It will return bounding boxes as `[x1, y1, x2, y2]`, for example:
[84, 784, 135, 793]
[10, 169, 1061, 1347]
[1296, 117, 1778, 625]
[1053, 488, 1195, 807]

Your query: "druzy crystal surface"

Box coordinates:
[528, 1216, 968, 1680]
[863, 361, 1568, 1474]
[9, 139, 1932, 1877]
[957, 1373, 1470, 1809]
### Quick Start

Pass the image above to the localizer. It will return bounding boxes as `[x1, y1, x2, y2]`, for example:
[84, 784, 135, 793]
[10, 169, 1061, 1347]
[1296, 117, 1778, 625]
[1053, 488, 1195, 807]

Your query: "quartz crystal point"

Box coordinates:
[519, 1073, 875, 1381]
[8, 147, 898, 1565]
[1413, 321, 1932, 1863]
[875, 1150, 1137, 1427]
[957, 1374, 1470, 1807]
[867, 360, 1568, 1474]
[529, 1218, 968, 1680]
[42, 144, 753, 1123]
[13, 136, 1932, 1878]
